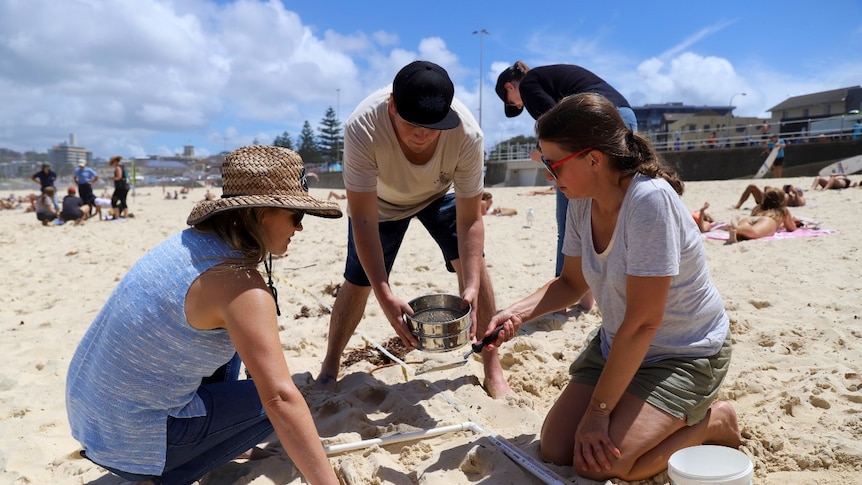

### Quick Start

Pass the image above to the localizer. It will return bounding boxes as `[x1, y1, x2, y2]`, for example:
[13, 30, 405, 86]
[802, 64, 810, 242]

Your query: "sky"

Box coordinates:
[1, 0, 861, 160]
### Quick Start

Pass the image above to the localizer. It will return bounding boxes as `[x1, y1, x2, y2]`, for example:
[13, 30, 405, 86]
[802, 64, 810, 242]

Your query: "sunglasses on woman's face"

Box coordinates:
[289, 210, 305, 226]
[540, 147, 592, 180]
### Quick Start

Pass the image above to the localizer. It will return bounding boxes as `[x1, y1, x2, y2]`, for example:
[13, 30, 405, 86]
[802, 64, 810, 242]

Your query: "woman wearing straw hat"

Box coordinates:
[66, 146, 342, 485]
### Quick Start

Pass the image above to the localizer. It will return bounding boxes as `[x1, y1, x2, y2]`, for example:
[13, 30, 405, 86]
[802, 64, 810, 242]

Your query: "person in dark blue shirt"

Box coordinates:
[60, 186, 87, 224]
[31, 163, 59, 211]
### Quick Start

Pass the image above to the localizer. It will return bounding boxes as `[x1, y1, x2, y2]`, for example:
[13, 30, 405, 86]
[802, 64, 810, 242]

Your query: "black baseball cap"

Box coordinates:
[495, 66, 524, 118]
[392, 61, 460, 130]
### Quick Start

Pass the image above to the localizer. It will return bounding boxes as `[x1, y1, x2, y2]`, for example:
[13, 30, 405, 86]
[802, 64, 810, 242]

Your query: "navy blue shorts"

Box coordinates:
[344, 193, 459, 287]
[80, 354, 274, 485]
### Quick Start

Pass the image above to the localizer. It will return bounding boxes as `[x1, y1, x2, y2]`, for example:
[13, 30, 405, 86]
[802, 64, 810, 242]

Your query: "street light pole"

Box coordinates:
[727, 92, 746, 139]
[472, 29, 489, 129]
[336, 88, 341, 164]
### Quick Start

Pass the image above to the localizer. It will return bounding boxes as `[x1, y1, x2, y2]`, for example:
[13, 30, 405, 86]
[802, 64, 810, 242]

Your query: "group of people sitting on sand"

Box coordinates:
[694, 171, 859, 244]
[30, 186, 92, 225]
[695, 186, 799, 243]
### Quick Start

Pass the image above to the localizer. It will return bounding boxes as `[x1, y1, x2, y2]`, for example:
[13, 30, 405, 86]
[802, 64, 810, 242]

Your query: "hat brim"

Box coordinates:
[504, 104, 523, 117]
[405, 109, 461, 130]
[187, 194, 342, 226]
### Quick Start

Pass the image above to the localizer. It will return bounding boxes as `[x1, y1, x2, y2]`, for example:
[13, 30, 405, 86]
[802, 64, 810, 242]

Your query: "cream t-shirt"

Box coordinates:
[342, 85, 484, 221]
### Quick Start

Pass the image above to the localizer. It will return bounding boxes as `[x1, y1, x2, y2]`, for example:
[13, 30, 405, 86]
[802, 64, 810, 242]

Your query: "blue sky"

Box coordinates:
[1, 0, 861, 159]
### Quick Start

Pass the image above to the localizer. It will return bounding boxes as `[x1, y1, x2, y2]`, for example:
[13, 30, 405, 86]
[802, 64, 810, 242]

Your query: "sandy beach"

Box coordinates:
[1, 177, 861, 484]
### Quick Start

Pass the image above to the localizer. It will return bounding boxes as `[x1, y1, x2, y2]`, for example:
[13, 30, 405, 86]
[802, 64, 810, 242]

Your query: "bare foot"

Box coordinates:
[315, 373, 337, 392]
[704, 401, 742, 448]
[483, 375, 513, 399]
[482, 354, 512, 399]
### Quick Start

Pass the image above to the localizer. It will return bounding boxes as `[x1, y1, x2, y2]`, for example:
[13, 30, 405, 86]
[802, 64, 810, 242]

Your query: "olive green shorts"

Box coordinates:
[569, 329, 732, 426]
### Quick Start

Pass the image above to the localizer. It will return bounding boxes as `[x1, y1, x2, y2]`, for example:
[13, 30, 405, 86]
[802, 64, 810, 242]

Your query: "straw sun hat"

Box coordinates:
[186, 145, 342, 225]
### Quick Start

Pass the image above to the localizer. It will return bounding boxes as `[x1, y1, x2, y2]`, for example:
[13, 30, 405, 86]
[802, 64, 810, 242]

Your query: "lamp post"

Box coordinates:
[727, 92, 746, 140]
[472, 29, 489, 128]
[336, 88, 341, 164]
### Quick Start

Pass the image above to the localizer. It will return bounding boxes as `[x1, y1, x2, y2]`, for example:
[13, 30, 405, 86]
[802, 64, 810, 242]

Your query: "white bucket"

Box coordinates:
[668, 445, 753, 485]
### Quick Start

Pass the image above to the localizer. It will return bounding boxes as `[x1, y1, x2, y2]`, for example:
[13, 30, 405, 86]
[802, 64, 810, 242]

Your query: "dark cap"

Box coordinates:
[495, 66, 524, 118]
[41, 163, 51, 168]
[392, 61, 460, 130]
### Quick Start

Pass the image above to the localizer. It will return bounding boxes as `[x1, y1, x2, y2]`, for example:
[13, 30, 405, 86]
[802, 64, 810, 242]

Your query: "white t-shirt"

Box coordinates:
[342, 85, 484, 221]
[563, 173, 729, 362]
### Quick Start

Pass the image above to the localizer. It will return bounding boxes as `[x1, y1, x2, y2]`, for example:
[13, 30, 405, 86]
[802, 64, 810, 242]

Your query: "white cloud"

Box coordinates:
[1, 1, 857, 159]
[0, 0, 376, 157]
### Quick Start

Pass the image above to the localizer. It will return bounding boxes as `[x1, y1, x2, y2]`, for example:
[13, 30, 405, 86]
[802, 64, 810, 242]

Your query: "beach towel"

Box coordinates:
[703, 226, 835, 241]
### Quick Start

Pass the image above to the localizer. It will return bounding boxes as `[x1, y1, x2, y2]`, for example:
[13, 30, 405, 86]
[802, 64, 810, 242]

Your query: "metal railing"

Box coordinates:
[485, 117, 861, 162]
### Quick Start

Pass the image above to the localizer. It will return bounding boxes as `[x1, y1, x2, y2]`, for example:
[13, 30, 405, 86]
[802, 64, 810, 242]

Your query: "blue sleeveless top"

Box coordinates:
[66, 229, 242, 475]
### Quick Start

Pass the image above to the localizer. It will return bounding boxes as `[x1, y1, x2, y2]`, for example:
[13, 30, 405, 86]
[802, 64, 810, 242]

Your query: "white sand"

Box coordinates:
[1, 178, 860, 484]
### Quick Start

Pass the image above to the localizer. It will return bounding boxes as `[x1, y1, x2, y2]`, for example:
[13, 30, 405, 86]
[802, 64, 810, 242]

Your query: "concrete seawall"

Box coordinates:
[307, 139, 862, 190]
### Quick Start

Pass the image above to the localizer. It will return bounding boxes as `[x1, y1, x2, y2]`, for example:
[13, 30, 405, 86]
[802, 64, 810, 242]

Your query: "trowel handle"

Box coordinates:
[472, 325, 504, 353]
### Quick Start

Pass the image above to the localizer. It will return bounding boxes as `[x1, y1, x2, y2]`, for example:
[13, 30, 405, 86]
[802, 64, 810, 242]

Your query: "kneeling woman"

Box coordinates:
[485, 93, 740, 482]
[66, 146, 342, 485]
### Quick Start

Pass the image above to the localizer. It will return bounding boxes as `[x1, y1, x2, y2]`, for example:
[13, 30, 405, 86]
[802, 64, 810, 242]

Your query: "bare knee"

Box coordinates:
[539, 436, 572, 466]
[539, 422, 576, 466]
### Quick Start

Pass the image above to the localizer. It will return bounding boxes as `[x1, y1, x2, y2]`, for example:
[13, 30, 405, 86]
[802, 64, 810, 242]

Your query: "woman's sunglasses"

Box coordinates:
[539, 147, 592, 180]
[290, 209, 305, 226]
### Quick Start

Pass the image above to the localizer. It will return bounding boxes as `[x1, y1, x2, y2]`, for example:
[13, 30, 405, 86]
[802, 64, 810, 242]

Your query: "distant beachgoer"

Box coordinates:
[35, 187, 59, 225]
[31, 163, 59, 210]
[60, 186, 87, 224]
[810, 174, 857, 190]
[1, 194, 21, 210]
[692, 201, 717, 233]
[762, 134, 786, 178]
[707, 132, 717, 149]
[491, 207, 517, 216]
[760, 122, 770, 143]
[728, 187, 797, 243]
[109, 156, 130, 218]
[734, 184, 805, 208]
[93, 197, 113, 220]
[480, 192, 494, 214]
[327, 191, 346, 201]
[517, 186, 556, 196]
[74, 161, 99, 216]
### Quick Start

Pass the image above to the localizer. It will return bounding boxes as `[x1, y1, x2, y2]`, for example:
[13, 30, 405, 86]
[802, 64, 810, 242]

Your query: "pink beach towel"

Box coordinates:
[703, 226, 835, 241]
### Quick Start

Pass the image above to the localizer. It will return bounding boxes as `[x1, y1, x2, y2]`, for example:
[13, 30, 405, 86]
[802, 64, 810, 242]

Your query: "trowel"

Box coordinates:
[414, 325, 503, 375]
